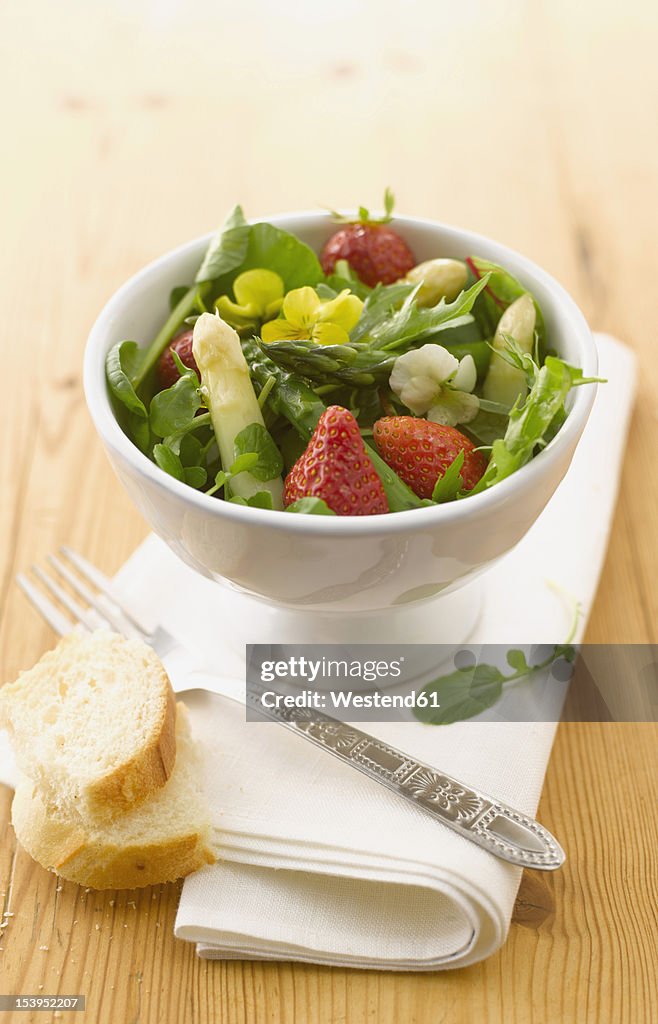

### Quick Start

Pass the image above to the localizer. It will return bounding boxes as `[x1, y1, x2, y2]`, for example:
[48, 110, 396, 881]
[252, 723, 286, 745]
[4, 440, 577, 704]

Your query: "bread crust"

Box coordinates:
[12, 780, 216, 890]
[85, 666, 177, 819]
[1, 632, 178, 820]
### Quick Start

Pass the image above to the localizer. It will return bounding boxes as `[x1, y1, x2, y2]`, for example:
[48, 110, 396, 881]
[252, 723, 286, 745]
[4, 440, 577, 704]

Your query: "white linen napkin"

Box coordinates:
[0, 334, 636, 969]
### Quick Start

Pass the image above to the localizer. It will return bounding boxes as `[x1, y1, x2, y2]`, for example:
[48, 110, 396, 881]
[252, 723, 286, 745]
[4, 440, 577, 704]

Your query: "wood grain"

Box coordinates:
[0, 1, 656, 1021]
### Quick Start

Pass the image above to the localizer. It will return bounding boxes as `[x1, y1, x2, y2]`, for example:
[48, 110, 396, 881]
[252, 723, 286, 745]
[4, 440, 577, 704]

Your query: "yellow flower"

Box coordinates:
[261, 286, 363, 346]
[215, 269, 284, 328]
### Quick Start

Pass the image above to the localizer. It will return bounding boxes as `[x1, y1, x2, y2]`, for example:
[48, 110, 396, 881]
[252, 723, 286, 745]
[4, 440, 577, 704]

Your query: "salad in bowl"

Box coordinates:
[105, 192, 599, 518]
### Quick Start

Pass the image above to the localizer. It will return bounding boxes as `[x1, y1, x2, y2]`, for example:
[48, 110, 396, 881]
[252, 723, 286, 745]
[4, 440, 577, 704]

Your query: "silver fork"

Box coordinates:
[16, 548, 565, 871]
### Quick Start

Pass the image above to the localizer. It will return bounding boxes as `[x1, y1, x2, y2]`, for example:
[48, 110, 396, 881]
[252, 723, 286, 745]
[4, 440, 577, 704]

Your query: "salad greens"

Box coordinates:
[105, 201, 599, 517]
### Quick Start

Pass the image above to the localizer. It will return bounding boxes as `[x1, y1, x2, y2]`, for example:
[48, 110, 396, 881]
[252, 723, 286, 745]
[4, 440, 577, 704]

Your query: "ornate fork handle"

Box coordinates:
[246, 688, 565, 871]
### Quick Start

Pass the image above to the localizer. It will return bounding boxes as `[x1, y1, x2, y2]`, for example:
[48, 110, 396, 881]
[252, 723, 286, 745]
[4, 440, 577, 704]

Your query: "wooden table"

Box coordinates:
[1, 2, 656, 1021]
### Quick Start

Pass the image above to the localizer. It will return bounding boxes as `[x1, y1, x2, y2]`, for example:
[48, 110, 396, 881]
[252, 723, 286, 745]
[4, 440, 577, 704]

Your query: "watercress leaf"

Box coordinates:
[106, 341, 147, 418]
[179, 433, 203, 466]
[247, 491, 275, 509]
[285, 497, 337, 515]
[431, 450, 465, 503]
[506, 649, 529, 673]
[149, 374, 201, 437]
[183, 465, 207, 488]
[414, 664, 505, 725]
[230, 451, 260, 475]
[214, 470, 228, 489]
[233, 423, 284, 481]
[360, 276, 490, 351]
[153, 443, 184, 481]
[195, 205, 250, 283]
[169, 285, 189, 311]
[229, 495, 249, 506]
[170, 348, 199, 386]
[466, 256, 546, 348]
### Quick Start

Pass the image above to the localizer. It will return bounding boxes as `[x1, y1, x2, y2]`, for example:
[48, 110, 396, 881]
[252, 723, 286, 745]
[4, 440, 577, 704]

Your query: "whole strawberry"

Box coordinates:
[320, 189, 415, 287]
[373, 417, 487, 498]
[157, 330, 198, 390]
[285, 406, 389, 516]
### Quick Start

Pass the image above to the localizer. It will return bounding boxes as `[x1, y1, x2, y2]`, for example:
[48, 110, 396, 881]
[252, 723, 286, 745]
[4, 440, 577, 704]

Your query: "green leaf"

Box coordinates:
[470, 355, 576, 494]
[195, 205, 250, 283]
[153, 443, 184, 481]
[506, 649, 529, 673]
[149, 374, 201, 437]
[359, 276, 491, 351]
[230, 451, 260, 475]
[229, 495, 249, 506]
[169, 285, 189, 311]
[350, 282, 415, 342]
[106, 341, 151, 452]
[414, 664, 505, 725]
[285, 497, 337, 515]
[178, 432, 203, 466]
[106, 341, 147, 418]
[233, 423, 283, 481]
[431, 451, 465, 503]
[183, 465, 207, 488]
[239, 222, 323, 291]
[246, 490, 275, 509]
[466, 257, 546, 348]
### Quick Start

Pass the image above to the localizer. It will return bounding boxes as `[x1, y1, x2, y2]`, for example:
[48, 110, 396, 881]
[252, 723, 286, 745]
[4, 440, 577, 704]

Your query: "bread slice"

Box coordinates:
[12, 703, 216, 889]
[0, 631, 176, 820]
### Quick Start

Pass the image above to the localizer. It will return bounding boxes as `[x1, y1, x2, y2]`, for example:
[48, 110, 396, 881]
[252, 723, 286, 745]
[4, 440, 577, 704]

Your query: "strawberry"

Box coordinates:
[285, 406, 389, 516]
[373, 417, 487, 498]
[157, 330, 198, 390]
[320, 190, 415, 287]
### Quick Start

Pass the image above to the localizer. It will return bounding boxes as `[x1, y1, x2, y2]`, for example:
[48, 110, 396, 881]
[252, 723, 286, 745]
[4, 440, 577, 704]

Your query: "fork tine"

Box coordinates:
[17, 573, 78, 636]
[59, 546, 148, 634]
[32, 566, 107, 632]
[47, 554, 145, 640]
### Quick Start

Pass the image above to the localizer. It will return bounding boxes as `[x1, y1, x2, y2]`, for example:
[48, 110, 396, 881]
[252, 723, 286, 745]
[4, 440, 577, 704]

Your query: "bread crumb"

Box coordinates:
[2, 912, 14, 918]
[128, 900, 136, 909]
[39, 945, 49, 951]
[95, 924, 101, 931]
[109, 900, 115, 906]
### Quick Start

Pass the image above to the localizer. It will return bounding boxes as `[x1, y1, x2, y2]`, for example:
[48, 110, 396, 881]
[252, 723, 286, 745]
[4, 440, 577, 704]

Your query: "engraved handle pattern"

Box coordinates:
[246, 691, 565, 871]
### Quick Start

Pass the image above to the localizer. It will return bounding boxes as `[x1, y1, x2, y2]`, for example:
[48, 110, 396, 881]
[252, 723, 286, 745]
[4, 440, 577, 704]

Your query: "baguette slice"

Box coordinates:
[12, 703, 216, 889]
[0, 630, 176, 820]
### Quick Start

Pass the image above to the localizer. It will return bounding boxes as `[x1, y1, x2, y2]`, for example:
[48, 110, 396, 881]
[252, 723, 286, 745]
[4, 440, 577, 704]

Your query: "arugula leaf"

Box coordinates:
[149, 373, 201, 437]
[466, 256, 546, 347]
[359, 276, 490, 351]
[233, 423, 284, 481]
[414, 664, 505, 725]
[350, 282, 416, 342]
[285, 497, 337, 515]
[195, 205, 250, 284]
[431, 451, 465, 503]
[470, 355, 580, 495]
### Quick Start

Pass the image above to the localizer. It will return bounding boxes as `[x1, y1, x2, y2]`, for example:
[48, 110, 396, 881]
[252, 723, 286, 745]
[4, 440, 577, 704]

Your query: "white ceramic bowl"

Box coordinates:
[84, 213, 597, 618]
